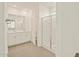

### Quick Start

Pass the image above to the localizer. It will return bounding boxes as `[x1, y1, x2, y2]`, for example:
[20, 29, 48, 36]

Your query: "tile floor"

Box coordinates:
[8, 42, 55, 57]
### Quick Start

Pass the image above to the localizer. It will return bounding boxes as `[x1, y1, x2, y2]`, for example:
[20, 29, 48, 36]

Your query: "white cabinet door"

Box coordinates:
[42, 16, 51, 50]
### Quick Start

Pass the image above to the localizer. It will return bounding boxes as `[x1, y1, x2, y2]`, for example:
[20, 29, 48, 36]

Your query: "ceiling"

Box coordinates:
[7, 2, 37, 10]
[39, 2, 56, 8]
[7, 2, 56, 9]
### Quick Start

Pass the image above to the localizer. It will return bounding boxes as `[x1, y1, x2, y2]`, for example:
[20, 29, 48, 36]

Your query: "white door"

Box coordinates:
[42, 16, 52, 50]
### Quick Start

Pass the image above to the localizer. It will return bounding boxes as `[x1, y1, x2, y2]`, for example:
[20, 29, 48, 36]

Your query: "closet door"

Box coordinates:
[42, 16, 51, 50]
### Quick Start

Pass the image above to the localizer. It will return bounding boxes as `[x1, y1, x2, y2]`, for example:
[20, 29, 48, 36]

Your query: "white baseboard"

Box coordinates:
[8, 41, 31, 48]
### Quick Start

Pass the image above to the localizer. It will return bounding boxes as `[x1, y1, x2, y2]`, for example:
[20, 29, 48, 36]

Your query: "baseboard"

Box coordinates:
[8, 41, 32, 48]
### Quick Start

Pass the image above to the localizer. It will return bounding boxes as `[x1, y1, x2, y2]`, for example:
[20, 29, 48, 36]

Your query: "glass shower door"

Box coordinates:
[42, 16, 52, 50]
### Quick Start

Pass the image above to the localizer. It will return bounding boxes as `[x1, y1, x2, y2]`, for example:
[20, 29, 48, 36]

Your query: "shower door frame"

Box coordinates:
[41, 15, 52, 51]
[41, 14, 56, 53]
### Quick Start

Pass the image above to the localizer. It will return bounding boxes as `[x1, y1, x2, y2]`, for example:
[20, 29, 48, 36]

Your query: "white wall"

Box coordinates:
[0, 3, 7, 57]
[56, 2, 79, 57]
[8, 7, 32, 32]
[31, 4, 39, 45]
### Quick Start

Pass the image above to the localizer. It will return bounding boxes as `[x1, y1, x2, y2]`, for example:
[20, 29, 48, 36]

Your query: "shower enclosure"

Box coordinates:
[41, 14, 56, 53]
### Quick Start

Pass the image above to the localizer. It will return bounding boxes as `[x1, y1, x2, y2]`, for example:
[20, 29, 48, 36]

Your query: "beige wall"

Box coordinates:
[0, 3, 7, 57]
[56, 2, 79, 57]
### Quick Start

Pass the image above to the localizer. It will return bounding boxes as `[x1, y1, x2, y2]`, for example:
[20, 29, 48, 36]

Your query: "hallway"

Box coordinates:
[8, 42, 55, 57]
